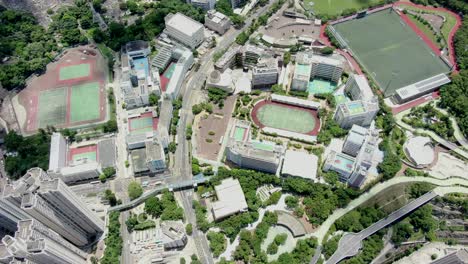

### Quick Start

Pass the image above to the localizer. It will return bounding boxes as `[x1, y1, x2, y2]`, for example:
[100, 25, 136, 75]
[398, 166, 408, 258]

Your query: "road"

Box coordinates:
[326, 191, 438, 264]
[171, 1, 279, 263]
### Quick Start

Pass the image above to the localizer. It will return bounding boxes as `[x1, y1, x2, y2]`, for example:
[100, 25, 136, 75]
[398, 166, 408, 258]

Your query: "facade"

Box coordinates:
[212, 178, 248, 220]
[242, 45, 266, 67]
[189, 0, 216, 10]
[205, 10, 231, 34]
[345, 74, 374, 101]
[334, 98, 379, 129]
[159, 221, 188, 250]
[252, 58, 279, 88]
[324, 123, 380, 187]
[121, 41, 160, 109]
[214, 45, 241, 72]
[226, 139, 283, 174]
[281, 150, 318, 181]
[164, 13, 204, 49]
[165, 47, 194, 99]
[0, 219, 87, 264]
[0, 168, 104, 248]
[430, 248, 468, 264]
[310, 55, 343, 82]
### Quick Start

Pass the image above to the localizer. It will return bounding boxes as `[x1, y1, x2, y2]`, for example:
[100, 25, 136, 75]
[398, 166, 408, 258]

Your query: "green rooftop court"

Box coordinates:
[346, 101, 365, 114]
[295, 63, 312, 76]
[252, 141, 275, 152]
[332, 9, 451, 96]
[72, 151, 97, 162]
[59, 63, 91, 81]
[334, 94, 350, 105]
[308, 79, 337, 95]
[234, 126, 247, 142]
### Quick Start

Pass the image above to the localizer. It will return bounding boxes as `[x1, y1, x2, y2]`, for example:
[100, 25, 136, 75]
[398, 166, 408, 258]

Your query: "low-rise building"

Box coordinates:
[145, 139, 166, 173]
[159, 221, 187, 250]
[205, 10, 231, 35]
[281, 150, 318, 181]
[395, 73, 451, 103]
[404, 136, 435, 168]
[430, 248, 468, 264]
[291, 63, 312, 91]
[164, 13, 204, 49]
[242, 45, 267, 67]
[212, 178, 248, 220]
[252, 58, 279, 88]
[207, 69, 234, 93]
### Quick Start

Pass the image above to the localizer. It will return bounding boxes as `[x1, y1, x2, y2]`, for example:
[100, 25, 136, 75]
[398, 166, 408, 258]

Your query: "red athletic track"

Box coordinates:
[68, 144, 98, 163]
[392, 91, 440, 114]
[128, 111, 159, 132]
[250, 100, 321, 136]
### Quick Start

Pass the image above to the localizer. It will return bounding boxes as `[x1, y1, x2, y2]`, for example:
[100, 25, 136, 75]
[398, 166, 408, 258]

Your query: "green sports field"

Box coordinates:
[38, 88, 67, 128]
[72, 152, 97, 162]
[303, 0, 380, 16]
[332, 10, 450, 96]
[256, 104, 316, 134]
[59, 63, 91, 81]
[70, 82, 101, 123]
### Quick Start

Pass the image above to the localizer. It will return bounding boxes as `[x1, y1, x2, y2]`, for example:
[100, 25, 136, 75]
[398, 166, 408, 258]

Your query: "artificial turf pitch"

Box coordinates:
[59, 63, 91, 81]
[70, 82, 101, 123]
[38, 88, 67, 128]
[332, 9, 450, 96]
[255, 104, 316, 134]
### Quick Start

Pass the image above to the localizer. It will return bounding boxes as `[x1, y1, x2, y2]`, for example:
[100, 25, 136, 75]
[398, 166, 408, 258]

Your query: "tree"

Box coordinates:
[144, 196, 163, 217]
[320, 46, 335, 55]
[186, 223, 193, 235]
[103, 119, 118, 133]
[285, 195, 299, 209]
[103, 167, 116, 178]
[104, 189, 118, 206]
[207, 231, 227, 257]
[149, 93, 159, 106]
[128, 181, 143, 200]
[99, 174, 107, 182]
[267, 242, 278, 254]
[168, 142, 177, 153]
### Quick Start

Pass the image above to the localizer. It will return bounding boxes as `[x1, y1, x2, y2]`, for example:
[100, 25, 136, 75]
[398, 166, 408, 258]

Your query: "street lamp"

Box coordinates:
[384, 71, 398, 96]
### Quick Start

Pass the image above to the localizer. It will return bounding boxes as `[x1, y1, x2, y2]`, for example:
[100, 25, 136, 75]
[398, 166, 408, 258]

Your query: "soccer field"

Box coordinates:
[303, 0, 380, 16]
[70, 82, 101, 123]
[59, 63, 91, 81]
[333, 9, 450, 96]
[38, 88, 67, 128]
[255, 103, 316, 134]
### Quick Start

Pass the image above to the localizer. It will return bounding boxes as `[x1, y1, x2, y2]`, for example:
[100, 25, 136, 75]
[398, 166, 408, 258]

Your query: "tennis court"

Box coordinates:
[334, 94, 350, 105]
[253, 102, 317, 134]
[234, 126, 247, 141]
[38, 88, 67, 128]
[332, 9, 450, 96]
[308, 79, 337, 94]
[128, 112, 158, 134]
[59, 63, 91, 81]
[163, 63, 177, 79]
[70, 82, 101, 123]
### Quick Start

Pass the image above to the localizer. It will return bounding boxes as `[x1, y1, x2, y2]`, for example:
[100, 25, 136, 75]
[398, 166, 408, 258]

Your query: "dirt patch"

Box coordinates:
[195, 95, 237, 161]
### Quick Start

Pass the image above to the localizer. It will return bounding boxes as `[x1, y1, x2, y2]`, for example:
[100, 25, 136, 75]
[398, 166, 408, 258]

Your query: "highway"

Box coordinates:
[326, 191, 438, 264]
[171, 1, 279, 263]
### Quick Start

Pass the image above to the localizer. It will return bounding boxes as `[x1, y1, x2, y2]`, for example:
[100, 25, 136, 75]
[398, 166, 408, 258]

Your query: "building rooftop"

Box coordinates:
[294, 63, 312, 79]
[396, 73, 451, 101]
[125, 40, 149, 53]
[212, 178, 248, 220]
[166, 13, 203, 36]
[206, 10, 229, 24]
[282, 150, 318, 181]
[405, 136, 434, 166]
[311, 55, 343, 67]
[130, 148, 149, 173]
[145, 140, 164, 161]
[97, 138, 116, 168]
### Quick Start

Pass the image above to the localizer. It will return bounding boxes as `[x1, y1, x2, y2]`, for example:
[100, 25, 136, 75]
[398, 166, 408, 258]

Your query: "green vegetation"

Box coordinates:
[168, 142, 177, 153]
[126, 213, 156, 232]
[193, 200, 211, 232]
[272, 238, 317, 264]
[317, 112, 347, 145]
[267, 233, 288, 255]
[192, 102, 214, 115]
[408, 13, 443, 49]
[128, 181, 143, 200]
[403, 103, 454, 140]
[208, 87, 229, 106]
[285, 195, 299, 209]
[104, 189, 120, 206]
[207, 231, 227, 257]
[378, 137, 403, 180]
[391, 204, 437, 244]
[99, 167, 116, 182]
[303, 0, 385, 20]
[4, 130, 50, 179]
[215, 0, 245, 28]
[335, 206, 386, 233]
[186, 223, 193, 235]
[264, 191, 281, 206]
[144, 191, 184, 221]
[323, 235, 341, 258]
[101, 212, 123, 264]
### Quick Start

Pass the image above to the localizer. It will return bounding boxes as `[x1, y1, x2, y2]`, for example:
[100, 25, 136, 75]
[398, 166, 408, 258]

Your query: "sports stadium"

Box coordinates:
[328, 7, 452, 98]
[13, 46, 108, 134]
[251, 94, 320, 141]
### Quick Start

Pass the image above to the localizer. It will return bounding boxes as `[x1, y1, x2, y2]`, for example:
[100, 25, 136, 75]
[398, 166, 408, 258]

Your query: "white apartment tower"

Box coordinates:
[252, 58, 279, 88]
[310, 55, 344, 83]
[164, 13, 204, 49]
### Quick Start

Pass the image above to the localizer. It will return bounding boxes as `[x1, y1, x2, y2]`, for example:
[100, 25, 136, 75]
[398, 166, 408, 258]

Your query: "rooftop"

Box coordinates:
[405, 136, 434, 166]
[350, 74, 374, 100]
[212, 178, 248, 220]
[166, 13, 203, 36]
[282, 150, 318, 181]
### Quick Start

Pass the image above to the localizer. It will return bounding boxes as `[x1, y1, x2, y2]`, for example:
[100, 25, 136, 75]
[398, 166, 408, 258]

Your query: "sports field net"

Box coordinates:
[332, 9, 450, 96]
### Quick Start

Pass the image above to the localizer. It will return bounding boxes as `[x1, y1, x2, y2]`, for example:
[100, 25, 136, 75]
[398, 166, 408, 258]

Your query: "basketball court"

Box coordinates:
[128, 112, 158, 134]
[308, 79, 337, 95]
[69, 145, 98, 163]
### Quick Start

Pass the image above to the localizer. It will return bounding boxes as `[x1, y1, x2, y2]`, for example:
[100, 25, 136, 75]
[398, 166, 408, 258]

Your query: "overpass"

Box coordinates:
[108, 176, 211, 212]
[326, 191, 438, 264]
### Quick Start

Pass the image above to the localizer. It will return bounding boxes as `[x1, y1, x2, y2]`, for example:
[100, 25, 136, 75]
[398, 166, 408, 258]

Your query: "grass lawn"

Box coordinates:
[402, 5, 457, 42]
[303, 0, 381, 16]
[407, 14, 442, 49]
